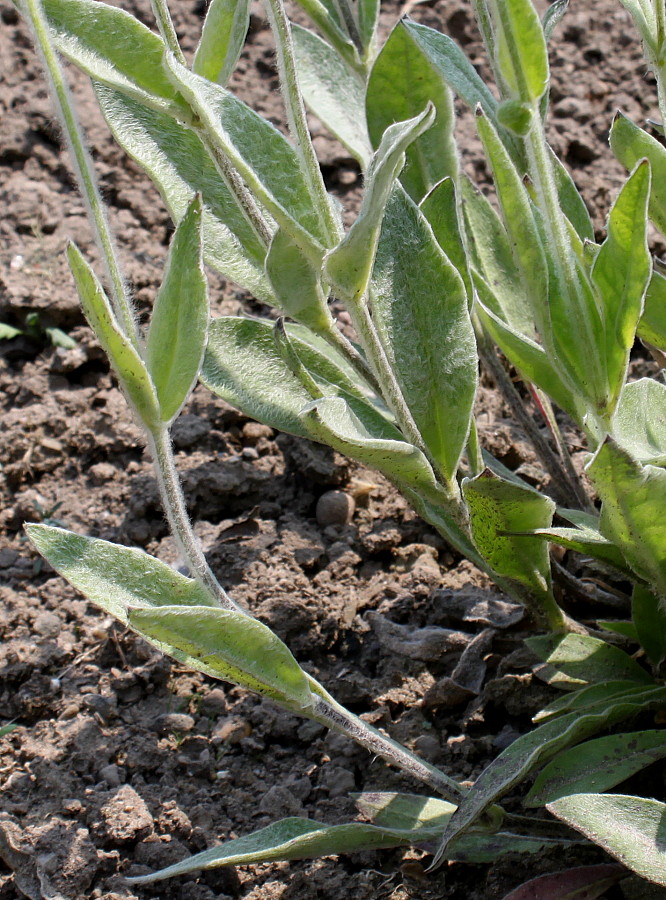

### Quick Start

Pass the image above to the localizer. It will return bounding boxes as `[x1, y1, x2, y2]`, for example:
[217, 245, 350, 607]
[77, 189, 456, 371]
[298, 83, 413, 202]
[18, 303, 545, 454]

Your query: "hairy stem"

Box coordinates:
[262, 0, 342, 246]
[321, 320, 384, 396]
[149, 0, 186, 65]
[23, 0, 137, 346]
[147, 427, 240, 610]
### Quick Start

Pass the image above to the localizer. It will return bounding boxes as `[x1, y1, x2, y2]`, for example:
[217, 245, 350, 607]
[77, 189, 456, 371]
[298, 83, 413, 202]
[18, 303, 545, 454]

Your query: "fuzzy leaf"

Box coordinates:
[587, 438, 666, 597]
[514, 524, 629, 575]
[366, 21, 457, 201]
[633, 583, 666, 667]
[192, 0, 250, 85]
[39, 0, 185, 114]
[129, 606, 313, 710]
[612, 379, 666, 466]
[639, 269, 666, 351]
[463, 469, 555, 600]
[25, 525, 216, 621]
[146, 195, 208, 422]
[526, 731, 666, 807]
[525, 633, 652, 689]
[420, 178, 472, 300]
[610, 112, 666, 235]
[66, 243, 159, 428]
[492, 0, 549, 102]
[542, 0, 569, 42]
[369, 186, 476, 483]
[501, 864, 625, 900]
[591, 160, 651, 415]
[292, 25, 371, 167]
[548, 794, 666, 885]
[324, 105, 435, 302]
[201, 317, 388, 440]
[265, 228, 331, 332]
[433, 686, 666, 865]
[533, 682, 644, 723]
[95, 85, 271, 301]
[163, 54, 331, 252]
[353, 792, 455, 830]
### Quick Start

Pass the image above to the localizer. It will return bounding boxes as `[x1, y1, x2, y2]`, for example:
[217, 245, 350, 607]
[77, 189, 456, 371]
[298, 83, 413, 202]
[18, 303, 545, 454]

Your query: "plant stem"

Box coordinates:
[310, 690, 466, 805]
[147, 426, 240, 610]
[149, 0, 186, 66]
[262, 0, 342, 247]
[321, 321, 384, 396]
[23, 0, 138, 347]
[332, 0, 364, 54]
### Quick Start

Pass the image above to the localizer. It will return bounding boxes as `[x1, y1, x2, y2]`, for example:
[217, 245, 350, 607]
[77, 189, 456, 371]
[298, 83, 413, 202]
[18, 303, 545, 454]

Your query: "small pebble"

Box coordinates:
[316, 490, 355, 527]
[33, 611, 61, 637]
[152, 713, 195, 735]
[98, 764, 124, 787]
[211, 717, 251, 745]
[198, 688, 228, 718]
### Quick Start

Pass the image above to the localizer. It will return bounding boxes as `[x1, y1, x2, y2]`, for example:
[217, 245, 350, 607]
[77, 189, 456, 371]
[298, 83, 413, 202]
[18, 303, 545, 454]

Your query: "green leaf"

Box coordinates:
[525, 633, 652, 689]
[496, 99, 532, 136]
[420, 178, 472, 301]
[550, 149, 595, 242]
[302, 396, 447, 500]
[357, 0, 379, 51]
[369, 186, 476, 483]
[502, 865, 625, 900]
[533, 681, 644, 723]
[400, 20, 499, 122]
[633, 583, 666, 667]
[433, 685, 666, 864]
[547, 794, 666, 886]
[95, 85, 271, 302]
[39, 0, 186, 115]
[526, 731, 666, 807]
[491, 0, 549, 102]
[146, 195, 208, 423]
[128, 606, 313, 710]
[610, 112, 666, 235]
[265, 228, 331, 332]
[463, 469, 556, 602]
[353, 792, 456, 830]
[542, 0, 569, 43]
[366, 21, 457, 201]
[201, 317, 386, 441]
[324, 105, 435, 303]
[44, 326, 76, 349]
[0, 723, 17, 738]
[612, 379, 666, 466]
[127, 816, 434, 884]
[639, 268, 666, 351]
[192, 0, 250, 85]
[591, 160, 651, 416]
[512, 523, 630, 575]
[292, 25, 371, 167]
[163, 53, 331, 253]
[25, 524, 215, 622]
[66, 243, 159, 429]
[597, 620, 638, 641]
[290, 0, 358, 68]
[587, 438, 666, 597]
[0, 323, 21, 340]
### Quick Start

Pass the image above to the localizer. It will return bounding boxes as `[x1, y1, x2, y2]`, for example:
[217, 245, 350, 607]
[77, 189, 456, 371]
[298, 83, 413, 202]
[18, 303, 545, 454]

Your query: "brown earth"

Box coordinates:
[0, 1, 663, 898]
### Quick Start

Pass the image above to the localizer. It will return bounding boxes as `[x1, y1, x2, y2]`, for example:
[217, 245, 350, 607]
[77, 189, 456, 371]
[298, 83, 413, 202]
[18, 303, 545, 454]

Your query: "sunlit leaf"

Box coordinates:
[610, 112, 666, 235]
[526, 633, 651, 689]
[193, 0, 250, 85]
[612, 379, 666, 466]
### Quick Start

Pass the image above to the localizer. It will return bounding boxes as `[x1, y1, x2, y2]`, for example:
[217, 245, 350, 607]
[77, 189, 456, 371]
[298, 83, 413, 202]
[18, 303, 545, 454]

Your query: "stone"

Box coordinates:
[99, 786, 153, 843]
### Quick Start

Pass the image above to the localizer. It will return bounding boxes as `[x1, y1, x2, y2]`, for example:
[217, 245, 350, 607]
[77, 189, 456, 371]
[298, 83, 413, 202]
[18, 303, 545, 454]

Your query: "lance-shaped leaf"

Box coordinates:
[357, 0, 379, 51]
[291, 25, 371, 167]
[490, 0, 548, 102]
[420, 178, 472, 301]
[526, 731, 666, 807]
[501, 864, 625, 900]
[366, 21, 457, 202]
[128, 816, 437, 884]
[353, 792, 455, 830]
[590, 160, 651, 416]
[146, 195, 208, 423]
[265, 228, 331, 332]
[525, 633, 652, 689]
[610, 112, 666, 235]
[302, 396, 449, 501]
[38, 0, 186, 115]
[639, 268, 666, 351]
[475, 112, 549, 341]
[192, 0, 250, 85]
[542, 0, 569, 43]
[400, 19, 498, 122]
[633, 583, 666, 668]
[369, 186, 476, 483]
[95, 85, 272, 302]
[290, 0, 358, 68]
[25, 524, 216, 621]
[511, 515, 630, 575]
[66, 243, 159, 429]
[163, 54, 330, 253]
[548, 794, 666, 886]
[587, 438, 666, 597]
[463, 469, 556, 604]
[432, 685, 666, 866]
[612, 379, 666, 467]
[201, 317, 386, 440]
[533, 681, 643, 723]
[550, 148, 595, 243]
[129, 606, 313, 710]
[324, 105, 435, 303]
